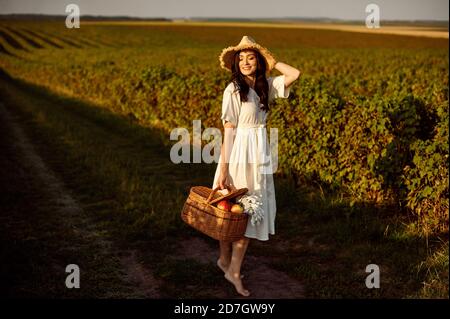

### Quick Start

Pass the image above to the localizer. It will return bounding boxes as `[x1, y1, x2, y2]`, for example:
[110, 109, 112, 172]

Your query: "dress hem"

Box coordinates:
[244, 232, 275, 241]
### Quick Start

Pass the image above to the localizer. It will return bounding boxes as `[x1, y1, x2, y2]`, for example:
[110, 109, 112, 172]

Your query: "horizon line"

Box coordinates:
[0, 13, 448, 23]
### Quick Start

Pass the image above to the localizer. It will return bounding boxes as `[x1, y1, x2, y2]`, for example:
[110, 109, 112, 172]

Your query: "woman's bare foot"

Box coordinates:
[224, 271, 250, 297]
[217, 259, 244, 278]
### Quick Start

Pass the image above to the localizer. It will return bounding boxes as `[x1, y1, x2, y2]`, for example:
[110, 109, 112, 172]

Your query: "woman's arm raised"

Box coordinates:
[274, 61, 301, 88]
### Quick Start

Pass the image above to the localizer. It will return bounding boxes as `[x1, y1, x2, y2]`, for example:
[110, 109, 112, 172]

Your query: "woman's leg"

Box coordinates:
[218, 240, 245, 278]
[224, 237, 250, 296]
[217, 240, 232, 272]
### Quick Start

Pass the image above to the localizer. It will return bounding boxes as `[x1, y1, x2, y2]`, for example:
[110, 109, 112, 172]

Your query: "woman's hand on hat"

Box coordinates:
[274, 61, 301, 86]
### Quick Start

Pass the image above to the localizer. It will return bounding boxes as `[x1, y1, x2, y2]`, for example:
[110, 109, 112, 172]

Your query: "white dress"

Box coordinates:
[212, 75, 291, 241]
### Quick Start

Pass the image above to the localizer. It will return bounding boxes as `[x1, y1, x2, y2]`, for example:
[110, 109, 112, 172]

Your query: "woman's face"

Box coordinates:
[238, 50, 257, 77]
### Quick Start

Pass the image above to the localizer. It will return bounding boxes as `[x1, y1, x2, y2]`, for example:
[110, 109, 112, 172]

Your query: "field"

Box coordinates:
[0, 19, 448, 298]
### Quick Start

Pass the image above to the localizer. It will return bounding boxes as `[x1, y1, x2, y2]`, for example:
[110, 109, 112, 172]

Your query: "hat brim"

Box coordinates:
[219, 43, 276, 75]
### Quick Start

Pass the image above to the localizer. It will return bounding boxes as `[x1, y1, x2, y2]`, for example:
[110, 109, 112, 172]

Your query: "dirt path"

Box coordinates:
[0, 101, 161, 298]
[176, 236, 305, 298]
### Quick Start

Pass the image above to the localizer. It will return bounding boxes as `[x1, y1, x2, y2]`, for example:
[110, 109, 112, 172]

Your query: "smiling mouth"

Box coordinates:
[242, 67, 251, 70]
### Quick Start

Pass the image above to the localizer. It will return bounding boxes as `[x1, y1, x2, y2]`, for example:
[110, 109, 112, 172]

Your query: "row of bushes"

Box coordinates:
[62, 61, 448, 234]
[3, 43, 448, 234]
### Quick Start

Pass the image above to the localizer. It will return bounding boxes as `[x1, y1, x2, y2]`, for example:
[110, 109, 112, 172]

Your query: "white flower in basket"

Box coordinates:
[236, 194, 264, 226]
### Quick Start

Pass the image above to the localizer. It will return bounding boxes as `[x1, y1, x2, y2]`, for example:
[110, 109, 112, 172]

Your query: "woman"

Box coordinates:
[212, 36, 301, 297]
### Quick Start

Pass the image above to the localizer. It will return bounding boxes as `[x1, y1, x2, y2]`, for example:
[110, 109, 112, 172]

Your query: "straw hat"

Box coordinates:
[219, 36, 277, 74]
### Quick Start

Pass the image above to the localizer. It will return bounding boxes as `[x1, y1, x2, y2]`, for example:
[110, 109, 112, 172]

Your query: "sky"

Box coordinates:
[0, 0, 449, 21]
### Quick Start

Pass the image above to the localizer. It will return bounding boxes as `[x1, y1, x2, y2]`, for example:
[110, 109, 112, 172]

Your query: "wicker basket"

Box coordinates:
[181, 185, 249, 241]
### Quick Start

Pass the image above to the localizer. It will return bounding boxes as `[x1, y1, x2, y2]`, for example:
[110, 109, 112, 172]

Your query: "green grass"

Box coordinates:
[249, 174, 446, 298]
[413, 241, 449, 298]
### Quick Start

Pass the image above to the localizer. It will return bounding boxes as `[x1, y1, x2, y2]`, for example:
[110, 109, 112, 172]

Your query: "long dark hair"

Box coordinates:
[230, 49, 270, 112]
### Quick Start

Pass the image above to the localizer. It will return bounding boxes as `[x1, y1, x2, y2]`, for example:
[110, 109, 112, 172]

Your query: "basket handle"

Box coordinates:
[206, 185, 233, 204]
